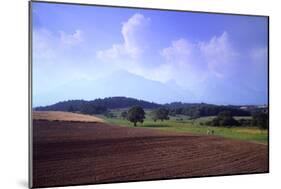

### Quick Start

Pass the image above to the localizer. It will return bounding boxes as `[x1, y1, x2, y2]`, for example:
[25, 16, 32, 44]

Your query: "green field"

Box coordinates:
[97, 110, 268, 144]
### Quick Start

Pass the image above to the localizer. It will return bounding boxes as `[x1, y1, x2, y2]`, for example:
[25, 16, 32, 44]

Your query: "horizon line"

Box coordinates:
[33, 96, 269, 108]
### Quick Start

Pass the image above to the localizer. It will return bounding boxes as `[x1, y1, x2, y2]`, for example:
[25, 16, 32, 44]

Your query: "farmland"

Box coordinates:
[33, 119, 268, 187]
[99, 109, 268, 144]
[32, 111, 268, 188]
[33, 111, 104, 123]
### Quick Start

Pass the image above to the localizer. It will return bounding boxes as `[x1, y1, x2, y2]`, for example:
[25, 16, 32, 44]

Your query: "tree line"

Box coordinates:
[35, 97, 253, 117]
[168, 104, 250, 118]
[120, 107, 170, 126]
[206, 110, 268, 129]
[34, 97, 268, 129]
[121, 107, 268, 129]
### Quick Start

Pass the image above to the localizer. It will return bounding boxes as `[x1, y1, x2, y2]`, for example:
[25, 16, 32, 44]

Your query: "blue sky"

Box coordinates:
[32, 2, 268, 107]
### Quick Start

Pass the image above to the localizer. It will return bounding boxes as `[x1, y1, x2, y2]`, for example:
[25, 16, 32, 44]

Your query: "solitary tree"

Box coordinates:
[127, 106, 145, 126]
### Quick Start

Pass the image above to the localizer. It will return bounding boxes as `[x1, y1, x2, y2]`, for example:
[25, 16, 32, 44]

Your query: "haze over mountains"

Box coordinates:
[33, 70, 196, 107]
[33, 70, 267, 107]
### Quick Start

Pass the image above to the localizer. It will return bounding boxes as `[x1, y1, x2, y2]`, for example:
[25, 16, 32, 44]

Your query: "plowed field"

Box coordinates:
[32, 120, 268, 188]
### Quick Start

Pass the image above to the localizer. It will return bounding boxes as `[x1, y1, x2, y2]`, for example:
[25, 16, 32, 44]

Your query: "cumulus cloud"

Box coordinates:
[157, 32, 237, 88]
[95, 13, 265, 98]
[161, 32, 235, 70]
[161, 38, 194, 66]
[97, 13, 150, 61]
[199, 32, 238, 78]
[157, 39, 204, 87]
[96, 17, 239, 89]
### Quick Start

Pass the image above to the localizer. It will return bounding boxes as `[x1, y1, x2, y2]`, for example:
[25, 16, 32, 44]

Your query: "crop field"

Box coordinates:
[33, 111, 104, 123]
[33, 116, 268, 187]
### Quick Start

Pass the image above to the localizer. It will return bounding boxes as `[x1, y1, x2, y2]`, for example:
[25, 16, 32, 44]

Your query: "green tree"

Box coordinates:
[210, 111, 240, 127]
[153, 108, 169, 122]
[252, 112, 268, 129]
[127, 106, 145, 126]
[156, 108, 169, 121]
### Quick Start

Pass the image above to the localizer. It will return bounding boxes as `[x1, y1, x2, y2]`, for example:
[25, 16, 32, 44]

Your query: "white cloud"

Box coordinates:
[97, 13, 150, 61]
[149, 31, 240, 93]
[59, 30, 83, 45]
[33, 28, 83, 58]
[160, 33, 232, 75]
[131, 63, 174, 84]
[159, 32, 238, 79]
[33, 28, 57, 60]
[199, 32, 238, 78]
[33, 28, 84, 62]
[160, 38, 193, 66]
[158, 38, 202, 86]
[96, 14, 240, 91]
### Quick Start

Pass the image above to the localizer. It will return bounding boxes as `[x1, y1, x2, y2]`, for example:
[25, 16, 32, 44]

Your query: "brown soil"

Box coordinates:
[32, 120, 268, 188]
[33, 111, 104, 123]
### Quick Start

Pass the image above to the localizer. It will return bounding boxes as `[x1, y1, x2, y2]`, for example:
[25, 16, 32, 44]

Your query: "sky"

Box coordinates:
[32, 2, 268, 107]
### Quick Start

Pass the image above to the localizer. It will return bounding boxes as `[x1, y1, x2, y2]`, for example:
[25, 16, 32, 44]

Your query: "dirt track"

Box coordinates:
[32, 120, 268, 188]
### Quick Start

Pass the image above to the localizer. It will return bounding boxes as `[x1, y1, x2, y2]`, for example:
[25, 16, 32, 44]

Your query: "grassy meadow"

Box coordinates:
[98, 109, 268, 144]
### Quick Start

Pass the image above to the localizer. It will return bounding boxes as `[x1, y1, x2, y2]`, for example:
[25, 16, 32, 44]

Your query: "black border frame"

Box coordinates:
[28, 0, 270, 188]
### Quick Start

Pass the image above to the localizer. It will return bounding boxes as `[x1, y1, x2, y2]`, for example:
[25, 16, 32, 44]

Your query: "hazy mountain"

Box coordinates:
[195, 75, 268, 105]
[33, 70, 195, 107]
[33, 70, 267, 107]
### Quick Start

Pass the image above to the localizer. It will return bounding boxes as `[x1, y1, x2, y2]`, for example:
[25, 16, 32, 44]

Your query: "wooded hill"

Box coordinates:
[34, 96, 258, 117]
[34, 97, 161, 113]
